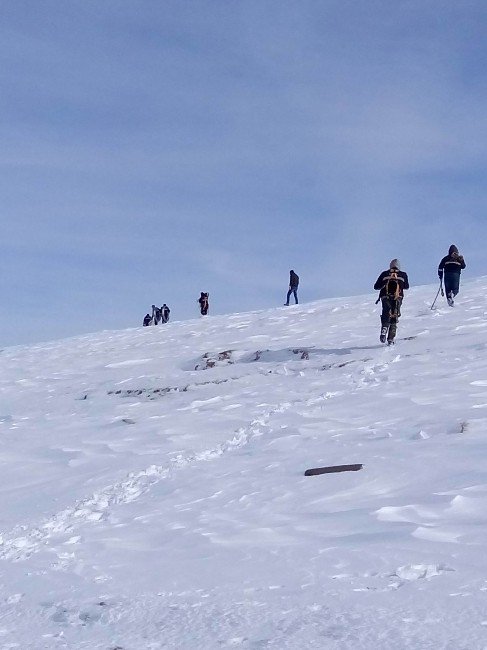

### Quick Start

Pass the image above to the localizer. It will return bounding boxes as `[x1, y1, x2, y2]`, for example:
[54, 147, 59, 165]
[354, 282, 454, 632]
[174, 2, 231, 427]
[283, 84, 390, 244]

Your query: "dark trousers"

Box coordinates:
[381, 296, 402, 340]
[286, 287, 298, 305]
[380, 296, 402, 324]
[444, 272, 460, 297]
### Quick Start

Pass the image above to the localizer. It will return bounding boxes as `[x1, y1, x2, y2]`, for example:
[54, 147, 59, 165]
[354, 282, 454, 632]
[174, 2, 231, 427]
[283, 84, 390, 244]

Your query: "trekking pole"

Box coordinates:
[430, 279, 443, 310]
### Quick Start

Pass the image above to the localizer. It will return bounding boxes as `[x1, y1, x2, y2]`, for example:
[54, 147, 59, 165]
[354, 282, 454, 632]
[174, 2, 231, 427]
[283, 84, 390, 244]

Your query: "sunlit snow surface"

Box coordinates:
[1, 278, 487, 649]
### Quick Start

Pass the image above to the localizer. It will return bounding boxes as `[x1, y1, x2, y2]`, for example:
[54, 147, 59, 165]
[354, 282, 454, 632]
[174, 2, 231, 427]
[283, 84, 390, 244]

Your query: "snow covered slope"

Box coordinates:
[1, 278, 487, 649]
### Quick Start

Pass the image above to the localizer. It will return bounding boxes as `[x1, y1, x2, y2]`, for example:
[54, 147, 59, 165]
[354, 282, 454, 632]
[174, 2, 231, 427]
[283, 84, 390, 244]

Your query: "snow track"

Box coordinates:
[0, 401, 294, 563]
[0, 347, 391, 565]
[1, 280, 487, 648]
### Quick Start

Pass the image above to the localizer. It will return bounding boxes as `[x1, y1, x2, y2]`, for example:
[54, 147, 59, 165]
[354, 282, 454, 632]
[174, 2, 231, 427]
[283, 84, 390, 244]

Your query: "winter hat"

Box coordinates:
[449, 244, 458, 255]
[389, 258, 400, 270]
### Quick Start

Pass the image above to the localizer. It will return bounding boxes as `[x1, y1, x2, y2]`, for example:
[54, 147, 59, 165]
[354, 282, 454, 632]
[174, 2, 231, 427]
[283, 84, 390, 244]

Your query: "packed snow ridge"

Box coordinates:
[1, 277, 487, 649]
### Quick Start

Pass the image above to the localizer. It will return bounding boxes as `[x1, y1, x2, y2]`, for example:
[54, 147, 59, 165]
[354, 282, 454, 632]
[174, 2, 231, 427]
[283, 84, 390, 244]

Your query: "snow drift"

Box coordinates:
[1, 278, 487, 649]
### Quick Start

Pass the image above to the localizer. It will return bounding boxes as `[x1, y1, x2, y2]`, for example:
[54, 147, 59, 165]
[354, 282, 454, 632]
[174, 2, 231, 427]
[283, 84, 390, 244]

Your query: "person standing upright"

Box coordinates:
[198, 292, 209, 315]
[284, 269, 299, 305]
[438, 245, 466, 307]
[161, 304, 170, 323]
[374, 259, 409, 344]
[152, 304, 162, 325]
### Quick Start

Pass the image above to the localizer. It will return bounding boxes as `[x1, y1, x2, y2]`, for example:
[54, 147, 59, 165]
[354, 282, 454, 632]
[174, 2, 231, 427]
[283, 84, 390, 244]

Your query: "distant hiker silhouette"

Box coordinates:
[152, 304, 162, 325]
[284, 270, 299, 305]
[161, 304, 170, 323]
[438, 245, 466, 307]
[198, 292, 209, 316]
[143, 313, 152, 326]
[374, 259, 409, 344]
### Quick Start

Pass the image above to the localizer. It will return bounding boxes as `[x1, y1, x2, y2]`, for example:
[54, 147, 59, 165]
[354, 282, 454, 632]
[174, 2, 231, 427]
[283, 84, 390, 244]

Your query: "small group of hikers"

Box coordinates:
[373, 244, 466, 345]
[143, 292, 211, 325]
[286, 244, 465, 346]
[143, 303, 171, 326]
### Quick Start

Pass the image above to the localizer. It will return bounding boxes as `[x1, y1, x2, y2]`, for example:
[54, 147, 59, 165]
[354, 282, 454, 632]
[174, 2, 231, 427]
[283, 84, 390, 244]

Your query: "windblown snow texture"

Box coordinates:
[1, 278, 487, 648]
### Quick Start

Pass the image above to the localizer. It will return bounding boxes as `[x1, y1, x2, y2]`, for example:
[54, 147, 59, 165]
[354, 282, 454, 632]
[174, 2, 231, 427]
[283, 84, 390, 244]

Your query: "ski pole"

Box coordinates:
[430, 279, 443, 310]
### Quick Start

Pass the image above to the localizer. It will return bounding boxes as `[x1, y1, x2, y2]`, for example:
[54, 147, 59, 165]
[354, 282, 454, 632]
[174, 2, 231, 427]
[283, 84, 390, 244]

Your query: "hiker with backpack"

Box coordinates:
[284, 269, 299, 305]
[161, 304, 170, 323]
[438, 245, 466, 307]
[374, 259, 409, 344]
[198, 292, 209, 316]
[143, 313, 152, 326]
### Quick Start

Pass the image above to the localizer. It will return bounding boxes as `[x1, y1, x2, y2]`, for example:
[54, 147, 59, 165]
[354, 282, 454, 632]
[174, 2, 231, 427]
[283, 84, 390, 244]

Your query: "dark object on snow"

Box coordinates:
[438, 245, 465, 307]
[304, 464, 363, 476]
[374, 260, 409, 300]
[285, 269, 299, 305]
[143, 313, 152, 326]
[152, 304, 162, 324]
[161, 304, 170, 323]
[374, 260, 409, 344]
[198, 292, 209, 315]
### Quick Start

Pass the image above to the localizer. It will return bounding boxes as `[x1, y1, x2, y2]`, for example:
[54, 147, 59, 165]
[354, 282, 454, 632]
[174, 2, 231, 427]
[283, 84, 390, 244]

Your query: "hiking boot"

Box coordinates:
[387, 340, 395, 346]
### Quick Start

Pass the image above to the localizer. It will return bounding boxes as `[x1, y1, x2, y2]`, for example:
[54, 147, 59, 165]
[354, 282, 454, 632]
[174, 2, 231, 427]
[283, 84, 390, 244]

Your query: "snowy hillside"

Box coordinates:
[1, 278, 487, 649]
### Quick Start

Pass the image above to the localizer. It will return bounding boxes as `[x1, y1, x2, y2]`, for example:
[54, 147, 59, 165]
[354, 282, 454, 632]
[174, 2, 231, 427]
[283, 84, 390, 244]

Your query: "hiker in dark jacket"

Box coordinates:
[143, 313, 152, 327]
[374, 259, 409, 344]
[152, 304, 162, 325]
[161, 304, 170, 323]
[285, 269, 299, 305]
[198, 292, 209, 316]
[438, 245, 466, 307]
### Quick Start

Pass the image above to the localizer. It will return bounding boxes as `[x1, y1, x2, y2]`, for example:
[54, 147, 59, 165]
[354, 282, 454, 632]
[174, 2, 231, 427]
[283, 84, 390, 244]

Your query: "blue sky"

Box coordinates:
[1, 0, 486, 346]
